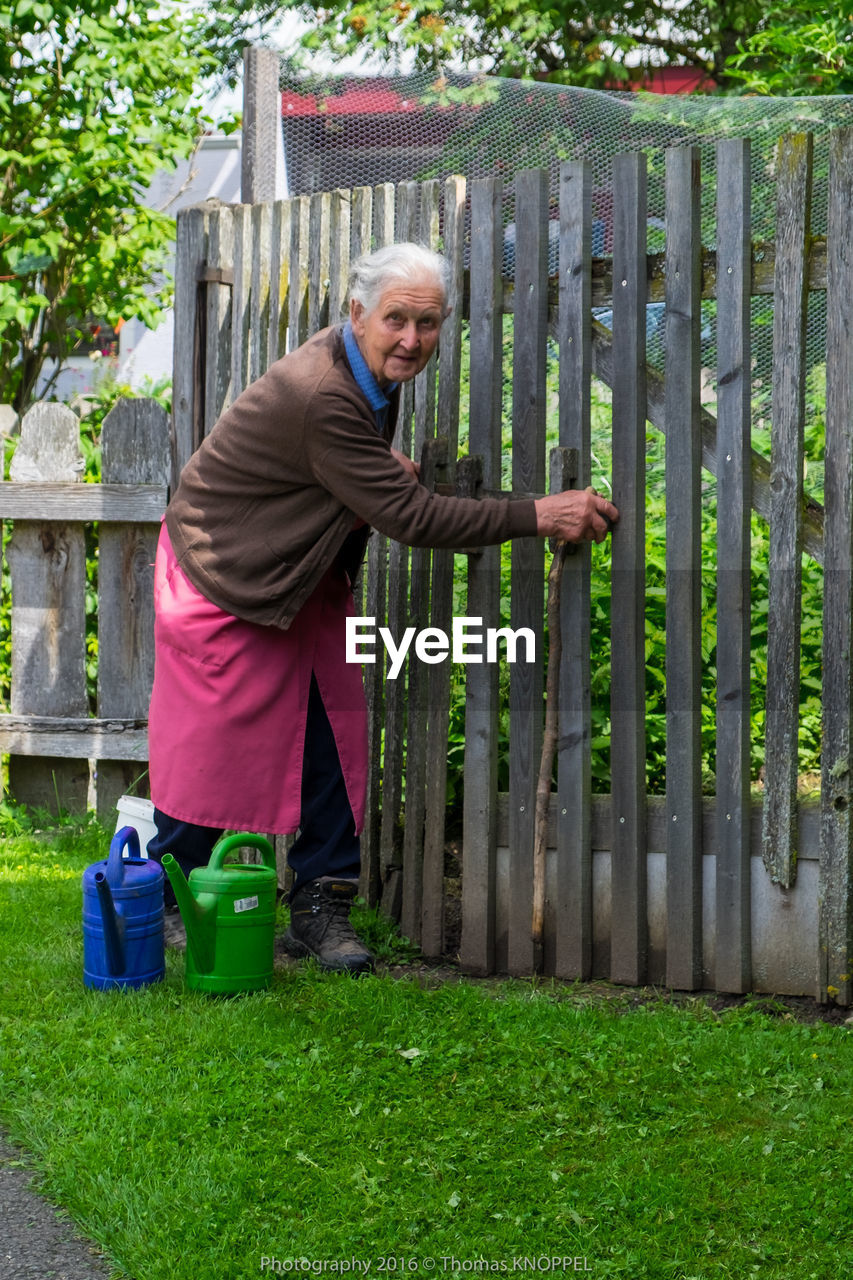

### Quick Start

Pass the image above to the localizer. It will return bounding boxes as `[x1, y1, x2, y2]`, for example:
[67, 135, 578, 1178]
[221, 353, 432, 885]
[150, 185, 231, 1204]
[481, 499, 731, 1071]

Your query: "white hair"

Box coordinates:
[348, 242, 449, 315]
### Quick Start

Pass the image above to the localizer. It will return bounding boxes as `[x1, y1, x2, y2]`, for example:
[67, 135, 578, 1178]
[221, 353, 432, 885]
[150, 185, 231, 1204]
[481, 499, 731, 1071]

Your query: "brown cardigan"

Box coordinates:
[166, 326, 538, 628]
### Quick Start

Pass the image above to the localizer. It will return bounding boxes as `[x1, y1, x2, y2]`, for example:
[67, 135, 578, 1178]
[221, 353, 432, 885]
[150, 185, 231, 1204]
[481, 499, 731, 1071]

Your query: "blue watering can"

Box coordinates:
[82, 825, 165, 990]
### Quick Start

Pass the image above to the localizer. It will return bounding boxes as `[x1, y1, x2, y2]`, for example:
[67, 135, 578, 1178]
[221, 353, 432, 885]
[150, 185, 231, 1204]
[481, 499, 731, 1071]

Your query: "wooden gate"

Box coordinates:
[5, 128, 853, 1000]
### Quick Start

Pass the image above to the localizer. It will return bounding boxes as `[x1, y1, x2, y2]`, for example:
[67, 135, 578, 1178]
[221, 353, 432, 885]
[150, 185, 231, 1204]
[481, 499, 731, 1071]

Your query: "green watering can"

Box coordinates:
[162, 833, 277, 994]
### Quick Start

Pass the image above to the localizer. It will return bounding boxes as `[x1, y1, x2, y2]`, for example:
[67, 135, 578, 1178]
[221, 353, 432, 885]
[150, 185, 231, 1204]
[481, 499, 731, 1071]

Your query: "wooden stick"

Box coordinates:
[532, 540, 568, 968]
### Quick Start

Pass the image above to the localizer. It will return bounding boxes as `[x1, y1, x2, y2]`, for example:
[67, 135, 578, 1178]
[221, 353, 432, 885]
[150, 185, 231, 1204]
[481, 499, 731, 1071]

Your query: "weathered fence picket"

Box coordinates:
[459, 174, 504, 976]
[664, 145, 704, 991]
[714, 137, 753, 994]
[378, 181, 418, 919]
[820, 128, 853, 1006]
[249, 201, 272, 387]
[505, 167, 548, 976]
[762, 133, 813, 890]
[328, 188, 351, 327]
[401, 181, 439, 944]
[95, 399, 170, 821]
[420, 174, 464, 958]
[287, 195, 310, 353]
[171, 200, 207, 477]
[554, 160, 593, 980]
[6, 127, 850, 998]
[231, 203, 253, 401]
[307, 192, 330, 339]
[609, 151, 649, 986]
[398, 180, 439, 943]
[268, 196, 291, 368]
[204, 203, 235, 437]
[359, 183, 390, 903]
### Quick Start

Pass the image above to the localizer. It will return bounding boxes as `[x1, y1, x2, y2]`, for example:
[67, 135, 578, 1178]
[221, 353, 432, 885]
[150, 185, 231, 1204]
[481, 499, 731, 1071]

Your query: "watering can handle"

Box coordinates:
[209, 833, 276, 872]
[105, 825, 142, 883]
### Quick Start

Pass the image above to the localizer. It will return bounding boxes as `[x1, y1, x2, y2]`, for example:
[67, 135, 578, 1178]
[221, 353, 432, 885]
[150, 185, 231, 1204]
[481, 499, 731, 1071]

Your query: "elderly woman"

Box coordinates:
[147, 241, 618, 973]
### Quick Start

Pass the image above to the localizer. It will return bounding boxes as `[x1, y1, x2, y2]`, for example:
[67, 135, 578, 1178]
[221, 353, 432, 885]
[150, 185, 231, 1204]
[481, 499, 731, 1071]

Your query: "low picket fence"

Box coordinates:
[0, 398, 168, 821]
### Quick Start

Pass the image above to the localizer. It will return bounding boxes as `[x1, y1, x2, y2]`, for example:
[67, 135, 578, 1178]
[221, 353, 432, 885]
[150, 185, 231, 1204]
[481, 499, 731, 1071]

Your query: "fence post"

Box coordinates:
[241, 46, 280, 205]
[95, 399, 170, 823]
[6, 403, 89, 813]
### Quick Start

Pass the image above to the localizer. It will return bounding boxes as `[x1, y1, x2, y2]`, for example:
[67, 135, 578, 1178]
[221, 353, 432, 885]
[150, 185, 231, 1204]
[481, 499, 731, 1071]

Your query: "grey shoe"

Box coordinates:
[284, 877, 374, 974]
[163, 906, 186, 951]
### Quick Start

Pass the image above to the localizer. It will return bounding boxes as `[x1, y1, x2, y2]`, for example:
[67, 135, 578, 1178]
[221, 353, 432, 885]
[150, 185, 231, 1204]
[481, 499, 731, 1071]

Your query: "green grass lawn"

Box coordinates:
[2, 820, 853, 1280]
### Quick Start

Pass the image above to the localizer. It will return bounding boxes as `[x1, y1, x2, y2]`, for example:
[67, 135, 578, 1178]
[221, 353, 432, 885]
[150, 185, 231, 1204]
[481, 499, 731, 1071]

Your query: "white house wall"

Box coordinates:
[38, 134, 244, 402]
[119, 135, 244, 393]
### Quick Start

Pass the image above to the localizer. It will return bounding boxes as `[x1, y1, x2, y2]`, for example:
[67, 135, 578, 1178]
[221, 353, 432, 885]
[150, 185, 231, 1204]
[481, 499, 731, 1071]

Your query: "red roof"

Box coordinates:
[281, 68, 713, 118]
[620, 66, 715, 94]
[281, 87, 421, 117]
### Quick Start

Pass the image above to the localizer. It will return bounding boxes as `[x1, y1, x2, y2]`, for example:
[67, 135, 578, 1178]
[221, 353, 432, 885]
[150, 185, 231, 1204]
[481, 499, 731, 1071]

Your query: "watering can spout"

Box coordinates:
[94, 873, 126, 976]
[161, 854, 215, 974]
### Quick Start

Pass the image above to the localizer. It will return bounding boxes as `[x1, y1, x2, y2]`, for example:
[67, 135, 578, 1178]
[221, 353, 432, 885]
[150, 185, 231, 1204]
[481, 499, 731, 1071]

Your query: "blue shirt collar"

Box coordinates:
[343, 321, 397, 418]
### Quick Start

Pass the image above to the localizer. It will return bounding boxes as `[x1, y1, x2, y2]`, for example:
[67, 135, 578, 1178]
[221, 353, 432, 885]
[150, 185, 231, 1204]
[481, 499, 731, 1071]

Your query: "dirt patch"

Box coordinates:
[273, 935, 853, 1025]
[372, 965, 853, 1024]
[275, 837, 851, 1026]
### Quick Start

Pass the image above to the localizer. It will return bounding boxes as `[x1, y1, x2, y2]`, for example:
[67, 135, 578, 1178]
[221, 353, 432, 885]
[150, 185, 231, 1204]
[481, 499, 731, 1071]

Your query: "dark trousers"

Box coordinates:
[148, 674, 361, 904]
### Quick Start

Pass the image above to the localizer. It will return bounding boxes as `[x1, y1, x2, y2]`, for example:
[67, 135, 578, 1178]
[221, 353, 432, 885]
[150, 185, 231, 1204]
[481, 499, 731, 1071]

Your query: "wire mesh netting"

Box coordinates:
[279, 65, 853, 231]
[280, 65, 852, 399]
[274, 65, 841, 804]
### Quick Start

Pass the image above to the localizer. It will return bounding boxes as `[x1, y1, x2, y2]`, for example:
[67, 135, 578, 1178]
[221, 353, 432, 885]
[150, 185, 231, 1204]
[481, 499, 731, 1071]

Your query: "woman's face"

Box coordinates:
[350, 278, 447, 387]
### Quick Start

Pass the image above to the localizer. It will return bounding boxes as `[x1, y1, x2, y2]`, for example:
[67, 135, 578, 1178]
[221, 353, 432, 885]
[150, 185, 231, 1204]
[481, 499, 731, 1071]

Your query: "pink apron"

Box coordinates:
[147, 525, 368, 834]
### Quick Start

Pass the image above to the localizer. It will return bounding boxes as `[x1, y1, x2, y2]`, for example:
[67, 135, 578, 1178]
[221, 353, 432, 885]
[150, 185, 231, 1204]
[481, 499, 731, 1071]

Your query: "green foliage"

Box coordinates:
[727, 3, 853, 95]
[190, 2, 304, 92]
[3, 828, 853, 1278]
[350, 895, 422, 963]
[0, 1, 210, 409]
[284, 0, 764, 90]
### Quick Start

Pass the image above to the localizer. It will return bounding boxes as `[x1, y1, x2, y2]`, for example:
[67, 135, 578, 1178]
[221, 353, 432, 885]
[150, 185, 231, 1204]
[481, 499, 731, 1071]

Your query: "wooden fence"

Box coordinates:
[0, 399, 169, 820]
[4, 128, 853, 1000]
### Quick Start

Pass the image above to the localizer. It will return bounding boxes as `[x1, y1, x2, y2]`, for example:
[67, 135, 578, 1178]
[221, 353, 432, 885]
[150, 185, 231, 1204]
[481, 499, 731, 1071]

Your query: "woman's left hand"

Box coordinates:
[391, 447, 421, 480]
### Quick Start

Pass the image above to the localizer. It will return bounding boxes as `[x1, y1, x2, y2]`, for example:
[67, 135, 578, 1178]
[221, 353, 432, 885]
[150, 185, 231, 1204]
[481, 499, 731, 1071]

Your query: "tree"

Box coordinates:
[0, 1, 209, 410]
[205, 0, 768, 91]
[725, 3, 853, 95]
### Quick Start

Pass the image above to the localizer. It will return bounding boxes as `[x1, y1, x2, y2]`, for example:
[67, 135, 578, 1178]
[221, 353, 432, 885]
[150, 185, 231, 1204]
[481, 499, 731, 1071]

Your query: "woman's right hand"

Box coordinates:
[534, 488, 619, 544]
